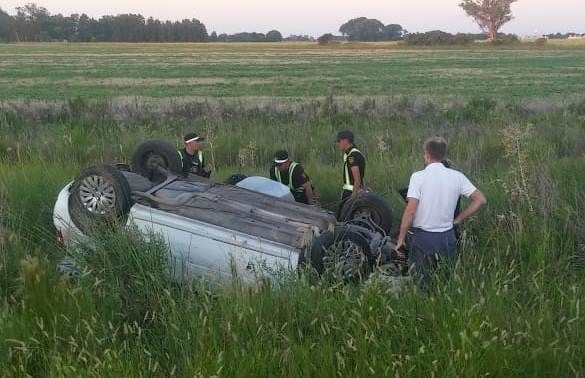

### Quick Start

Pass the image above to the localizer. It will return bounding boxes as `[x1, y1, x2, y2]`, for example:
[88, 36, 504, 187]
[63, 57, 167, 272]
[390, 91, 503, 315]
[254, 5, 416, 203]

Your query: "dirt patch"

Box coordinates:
[428, 68, 487, 77]
[2, 77, 231, 87]
[2, 75, 346, 88]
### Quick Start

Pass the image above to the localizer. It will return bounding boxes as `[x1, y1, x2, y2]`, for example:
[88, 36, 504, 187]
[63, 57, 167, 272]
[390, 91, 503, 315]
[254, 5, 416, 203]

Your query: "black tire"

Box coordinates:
[304, 226, 373, 283]
[68, 165, 132, 233]
[338, 192, 393, 234]
[131, 139, 182, 182]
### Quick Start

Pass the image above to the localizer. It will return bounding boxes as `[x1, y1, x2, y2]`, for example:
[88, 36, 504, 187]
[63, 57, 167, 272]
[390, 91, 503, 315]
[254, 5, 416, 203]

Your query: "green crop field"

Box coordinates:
[1, 42, 585, 376]
[1, 41, 585, 100]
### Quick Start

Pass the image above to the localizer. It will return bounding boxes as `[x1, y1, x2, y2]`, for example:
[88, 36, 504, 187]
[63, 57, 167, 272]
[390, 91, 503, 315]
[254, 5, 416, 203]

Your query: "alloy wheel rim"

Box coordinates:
[79, 175, 116, 215]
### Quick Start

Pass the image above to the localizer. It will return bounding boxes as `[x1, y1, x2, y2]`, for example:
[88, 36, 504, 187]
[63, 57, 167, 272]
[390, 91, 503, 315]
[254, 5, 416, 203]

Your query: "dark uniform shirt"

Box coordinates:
[179, 148, 210, 178]
[270, 162, 310, 204]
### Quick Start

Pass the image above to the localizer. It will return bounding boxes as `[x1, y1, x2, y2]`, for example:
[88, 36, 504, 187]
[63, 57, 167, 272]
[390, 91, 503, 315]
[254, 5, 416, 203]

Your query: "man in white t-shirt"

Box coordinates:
[396, 136, 487, 291]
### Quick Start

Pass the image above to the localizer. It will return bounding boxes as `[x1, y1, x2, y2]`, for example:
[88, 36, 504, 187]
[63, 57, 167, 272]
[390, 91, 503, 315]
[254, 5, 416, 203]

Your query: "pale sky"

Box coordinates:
[2, 0, 583, 36]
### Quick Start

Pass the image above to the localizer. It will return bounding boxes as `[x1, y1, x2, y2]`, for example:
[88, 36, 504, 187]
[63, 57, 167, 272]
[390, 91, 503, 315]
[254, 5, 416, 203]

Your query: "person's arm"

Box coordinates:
[351, 166, 362, 194]
[396, 173, 421, 253]
[179, 153, 189, 177]
[269, 166, 277, 181]
[454, 190, 486, 225]
[201, 155, 212, 178]
[303, 182, 315, 205]
[396, 198, 419, 253]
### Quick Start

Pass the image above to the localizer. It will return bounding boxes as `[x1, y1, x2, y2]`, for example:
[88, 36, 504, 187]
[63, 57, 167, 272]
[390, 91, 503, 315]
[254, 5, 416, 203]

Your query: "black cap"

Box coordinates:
[184, 132, 204, 143]
[274, 150, 289, 163]
[336, 130, 354, 143]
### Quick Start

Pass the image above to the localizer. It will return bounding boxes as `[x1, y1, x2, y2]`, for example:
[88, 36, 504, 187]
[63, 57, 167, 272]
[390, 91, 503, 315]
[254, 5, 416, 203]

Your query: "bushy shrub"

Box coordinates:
[489, 34, 520, 45]
[317, 33, 334, 45]
[265, 30, 283, 42]
[405, 31, 475, 46]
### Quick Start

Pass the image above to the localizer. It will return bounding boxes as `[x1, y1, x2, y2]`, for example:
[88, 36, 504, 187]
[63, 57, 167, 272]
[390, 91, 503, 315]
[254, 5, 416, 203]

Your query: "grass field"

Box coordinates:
[1, 41, 585, 100]
[1, 42, 585, 376]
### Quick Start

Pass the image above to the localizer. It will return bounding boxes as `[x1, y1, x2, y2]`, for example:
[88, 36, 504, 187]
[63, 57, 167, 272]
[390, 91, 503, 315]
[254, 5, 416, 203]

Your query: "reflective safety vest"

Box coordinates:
[343, 148, 362, 191]
[274, 162, 304, 193]
[178, 150, 203, 170]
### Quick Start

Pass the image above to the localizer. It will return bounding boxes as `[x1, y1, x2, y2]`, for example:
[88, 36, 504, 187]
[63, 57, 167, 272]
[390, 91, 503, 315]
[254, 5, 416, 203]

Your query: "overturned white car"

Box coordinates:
[54, 139, 404, 283]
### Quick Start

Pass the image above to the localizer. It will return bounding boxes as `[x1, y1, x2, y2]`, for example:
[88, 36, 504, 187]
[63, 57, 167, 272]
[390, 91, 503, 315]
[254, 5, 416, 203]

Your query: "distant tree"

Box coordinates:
[339, 17, 406, 41]
[405, 30, 475, 46]
[0, 8, 15, 42]
[317, 33, 334, 45]
[209, 31, 218, 41]
[285, 34, 314, 42]
[42, 13, 77, 41]
[13, 3, 51, 41]
[382, 24, 406, 41]
[339, 17, 384, 41]
[97, 16, 114, 41]
[546, 32, 585, 39]
[225, 32, 266, 42]
[76, 14, 93, 41]
[265, 30, 282, 42]
[460, 0, 517, 41]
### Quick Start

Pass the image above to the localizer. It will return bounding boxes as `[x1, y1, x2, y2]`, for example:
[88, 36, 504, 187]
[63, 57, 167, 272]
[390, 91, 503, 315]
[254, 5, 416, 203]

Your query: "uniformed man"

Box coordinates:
[396, 136, 487, 291]
[336, 130, 366, 204]
[178, 132, 211, 178]
[269, 150, 315, 205]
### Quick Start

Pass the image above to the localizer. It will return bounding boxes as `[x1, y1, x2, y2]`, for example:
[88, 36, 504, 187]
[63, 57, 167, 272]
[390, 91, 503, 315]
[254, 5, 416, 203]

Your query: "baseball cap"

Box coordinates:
[336, 130, 354, 143]
[184, 132, 205, 143]
[274, 150, 289, 164]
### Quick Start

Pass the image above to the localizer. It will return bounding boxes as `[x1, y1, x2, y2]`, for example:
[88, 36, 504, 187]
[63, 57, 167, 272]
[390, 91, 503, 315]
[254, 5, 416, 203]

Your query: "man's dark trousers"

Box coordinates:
[407, 228, 457, 292]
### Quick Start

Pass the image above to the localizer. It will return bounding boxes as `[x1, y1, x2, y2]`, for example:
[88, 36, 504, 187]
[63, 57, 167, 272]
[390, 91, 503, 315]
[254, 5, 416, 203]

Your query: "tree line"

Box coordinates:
[209, 30, 285, 42]
[0, 4, 295, 43]
[0, 3, 207, 42]
[1, 1, 581, 44]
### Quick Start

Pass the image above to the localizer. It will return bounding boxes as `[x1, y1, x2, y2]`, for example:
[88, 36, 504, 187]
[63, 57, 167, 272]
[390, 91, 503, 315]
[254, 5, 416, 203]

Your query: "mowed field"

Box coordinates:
[1, 41, 585, 100]
[1, 42, 585, 376]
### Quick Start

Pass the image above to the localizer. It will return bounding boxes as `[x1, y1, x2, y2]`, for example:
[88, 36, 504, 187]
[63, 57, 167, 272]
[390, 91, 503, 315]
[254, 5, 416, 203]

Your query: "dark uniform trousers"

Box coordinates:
[407, 228, 457, 292]
[336, 189, 354, 218]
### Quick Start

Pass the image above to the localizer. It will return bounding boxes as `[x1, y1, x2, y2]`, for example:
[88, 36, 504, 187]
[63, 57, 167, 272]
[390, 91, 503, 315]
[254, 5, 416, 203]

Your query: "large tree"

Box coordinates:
[266, 30, 283, 42]
[382, 24, 406, 41]
[460, 0, 517, 41]
[340, 17, 385, 41]
[339, 17, 405, 41]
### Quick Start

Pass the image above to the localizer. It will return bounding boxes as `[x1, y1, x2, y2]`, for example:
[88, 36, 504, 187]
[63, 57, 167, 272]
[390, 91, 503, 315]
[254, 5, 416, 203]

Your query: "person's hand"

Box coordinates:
[395, 238, 406, 258]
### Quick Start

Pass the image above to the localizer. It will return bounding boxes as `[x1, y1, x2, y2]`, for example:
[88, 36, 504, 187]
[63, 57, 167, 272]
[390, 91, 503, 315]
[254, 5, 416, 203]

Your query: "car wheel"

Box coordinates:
[131, 139, 182, 182]
[338, 192, 393, 234]
[68, 165, 132, 233]
[306, 226, 373, 283]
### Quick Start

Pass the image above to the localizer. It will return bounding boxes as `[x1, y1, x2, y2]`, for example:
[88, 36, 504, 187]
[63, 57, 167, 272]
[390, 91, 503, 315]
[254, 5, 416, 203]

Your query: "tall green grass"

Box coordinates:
[0, 97, 584, 375]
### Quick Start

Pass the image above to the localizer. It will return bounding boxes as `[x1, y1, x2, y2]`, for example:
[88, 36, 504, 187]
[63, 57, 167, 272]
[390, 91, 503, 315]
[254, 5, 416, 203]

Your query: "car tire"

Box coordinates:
[338, 192, 393, 234]
[304, 226, 373, 283]
[68, 165, 132, 233]
[131, 139, 182, 182]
